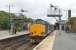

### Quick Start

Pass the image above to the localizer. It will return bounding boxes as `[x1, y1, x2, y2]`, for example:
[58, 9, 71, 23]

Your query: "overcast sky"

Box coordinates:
[0, 0, 76, 24]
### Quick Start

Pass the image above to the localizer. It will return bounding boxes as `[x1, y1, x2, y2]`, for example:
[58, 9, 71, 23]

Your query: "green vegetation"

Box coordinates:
[0, 11, 15, 30]
[0, 11, 33, 31]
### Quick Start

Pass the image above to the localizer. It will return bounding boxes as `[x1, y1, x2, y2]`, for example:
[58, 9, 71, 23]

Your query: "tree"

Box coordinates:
[0, 11, 15, 30]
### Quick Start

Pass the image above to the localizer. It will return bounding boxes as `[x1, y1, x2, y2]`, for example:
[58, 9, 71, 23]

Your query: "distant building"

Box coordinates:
[60, 20, 67, 30]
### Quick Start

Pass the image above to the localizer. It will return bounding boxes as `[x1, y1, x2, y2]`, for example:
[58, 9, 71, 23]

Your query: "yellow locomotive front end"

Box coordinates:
[29, 23, 46, 37]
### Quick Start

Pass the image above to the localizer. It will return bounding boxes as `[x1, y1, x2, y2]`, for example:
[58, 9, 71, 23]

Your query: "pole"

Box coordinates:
[9, 3, 11, 33]
[59, 9, 62, 33]
[9, 2, 13, 34]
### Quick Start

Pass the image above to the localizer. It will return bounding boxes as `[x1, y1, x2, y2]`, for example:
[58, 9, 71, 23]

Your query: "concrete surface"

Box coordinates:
[53, 31, 76, 50]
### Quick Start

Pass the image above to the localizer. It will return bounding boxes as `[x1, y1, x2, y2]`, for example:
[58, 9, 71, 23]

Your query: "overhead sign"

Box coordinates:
[47, 14, 62, 17]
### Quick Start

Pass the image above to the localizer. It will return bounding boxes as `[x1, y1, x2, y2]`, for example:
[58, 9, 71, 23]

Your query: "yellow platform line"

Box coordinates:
[33, 30, 58, 50]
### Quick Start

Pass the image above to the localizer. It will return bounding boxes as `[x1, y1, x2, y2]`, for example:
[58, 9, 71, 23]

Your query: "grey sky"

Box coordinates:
[0, 0, 76, 24]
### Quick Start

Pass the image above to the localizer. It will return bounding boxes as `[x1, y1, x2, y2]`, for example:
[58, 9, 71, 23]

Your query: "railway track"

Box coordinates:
[0, 34, 37, 50]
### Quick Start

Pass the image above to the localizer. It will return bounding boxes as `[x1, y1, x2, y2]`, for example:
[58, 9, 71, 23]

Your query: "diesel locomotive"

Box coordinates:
[28, 19, 54, 43]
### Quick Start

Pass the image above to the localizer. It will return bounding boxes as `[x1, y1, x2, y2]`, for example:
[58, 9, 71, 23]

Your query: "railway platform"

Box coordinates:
[53, 31, 76, 50]
[0, 31, 29, 40]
